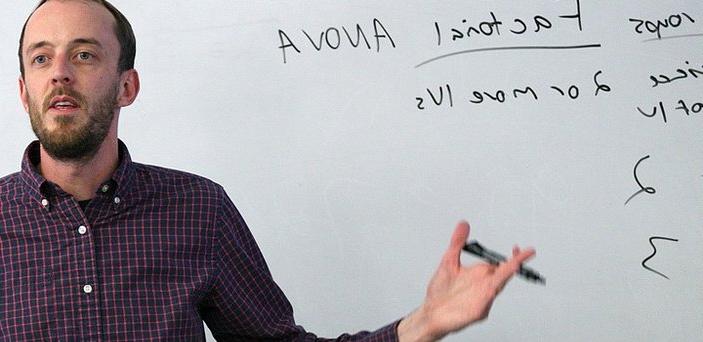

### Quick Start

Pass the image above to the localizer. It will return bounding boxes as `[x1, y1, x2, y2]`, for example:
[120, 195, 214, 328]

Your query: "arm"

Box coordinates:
[200, 187, 399, 341]
[397, 221, 536, 342]
[202, 186, 533, 341]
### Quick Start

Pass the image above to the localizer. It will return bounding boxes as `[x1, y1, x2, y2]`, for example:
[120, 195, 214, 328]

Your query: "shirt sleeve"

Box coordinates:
[199, 186, 400, 341]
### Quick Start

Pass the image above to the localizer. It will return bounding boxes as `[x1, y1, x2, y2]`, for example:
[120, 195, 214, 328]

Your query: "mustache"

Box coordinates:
[42, 87, 87, 112]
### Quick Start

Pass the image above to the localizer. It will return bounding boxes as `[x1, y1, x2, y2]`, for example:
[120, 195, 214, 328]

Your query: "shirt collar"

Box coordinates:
[19, 140, 137, 204]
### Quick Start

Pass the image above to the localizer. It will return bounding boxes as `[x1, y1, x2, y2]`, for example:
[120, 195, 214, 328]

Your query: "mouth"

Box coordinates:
[48, 96, 81, 113]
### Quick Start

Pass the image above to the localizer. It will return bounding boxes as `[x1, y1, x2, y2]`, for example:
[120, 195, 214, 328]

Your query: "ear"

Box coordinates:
[116, 69, 140, 108]
[18, 76, 30, 113]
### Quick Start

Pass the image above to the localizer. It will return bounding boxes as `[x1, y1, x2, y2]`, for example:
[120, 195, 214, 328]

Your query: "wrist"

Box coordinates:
[397, 305, 442, 342]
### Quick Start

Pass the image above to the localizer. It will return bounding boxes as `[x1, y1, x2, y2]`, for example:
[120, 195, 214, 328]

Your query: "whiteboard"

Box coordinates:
[1, 1, 702, 341]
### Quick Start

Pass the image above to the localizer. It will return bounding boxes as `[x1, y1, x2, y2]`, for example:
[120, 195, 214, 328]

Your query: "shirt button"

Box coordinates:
[114, 197, 121, 204]
[78, 225, 88, 235]
[83, 284, 93, 294]
[101, 184, 110, 193]
[41, 198, 49, 207]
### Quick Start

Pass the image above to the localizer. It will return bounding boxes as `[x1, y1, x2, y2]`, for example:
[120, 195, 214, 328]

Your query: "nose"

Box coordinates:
[51, 58, 74, 86]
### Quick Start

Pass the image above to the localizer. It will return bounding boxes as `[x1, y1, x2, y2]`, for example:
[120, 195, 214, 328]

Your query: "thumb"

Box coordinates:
[442, 220, 470, 269]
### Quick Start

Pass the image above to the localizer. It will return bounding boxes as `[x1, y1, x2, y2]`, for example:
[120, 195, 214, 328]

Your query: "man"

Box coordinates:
[0, 0, 536, 340]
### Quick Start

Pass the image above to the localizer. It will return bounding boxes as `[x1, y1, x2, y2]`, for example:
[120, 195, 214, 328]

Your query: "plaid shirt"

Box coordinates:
[0, 141, 398, 341]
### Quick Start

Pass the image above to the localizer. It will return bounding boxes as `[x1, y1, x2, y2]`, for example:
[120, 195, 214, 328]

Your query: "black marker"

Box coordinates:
[463, 240, 546, 285]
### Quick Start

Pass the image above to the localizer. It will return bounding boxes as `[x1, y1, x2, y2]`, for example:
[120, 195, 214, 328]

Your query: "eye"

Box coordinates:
[77, 52, 93, 60]
[33, 55, 48, 65]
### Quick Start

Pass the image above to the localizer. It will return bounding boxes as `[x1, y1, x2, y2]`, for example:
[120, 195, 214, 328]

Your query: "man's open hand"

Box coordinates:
[397, 221, 536, 342]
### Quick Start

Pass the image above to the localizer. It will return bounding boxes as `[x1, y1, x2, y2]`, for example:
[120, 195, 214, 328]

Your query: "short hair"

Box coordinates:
[18, 0, 136, 77]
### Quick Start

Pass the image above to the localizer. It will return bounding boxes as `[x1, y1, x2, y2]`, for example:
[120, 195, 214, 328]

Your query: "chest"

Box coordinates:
[0, 196, 217, 340]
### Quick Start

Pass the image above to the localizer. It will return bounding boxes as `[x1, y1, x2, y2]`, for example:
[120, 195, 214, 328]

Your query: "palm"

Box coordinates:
[421, 222, 535, 339]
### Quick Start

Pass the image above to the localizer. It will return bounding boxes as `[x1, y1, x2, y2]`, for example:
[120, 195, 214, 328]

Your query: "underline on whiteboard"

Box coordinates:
[414, 43, 602, 68]
[642, 33, 703, 42]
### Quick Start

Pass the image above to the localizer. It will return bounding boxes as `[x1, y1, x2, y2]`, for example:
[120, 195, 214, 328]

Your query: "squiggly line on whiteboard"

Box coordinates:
[625, 155, 656, 205]
[642, 236, 679, 279]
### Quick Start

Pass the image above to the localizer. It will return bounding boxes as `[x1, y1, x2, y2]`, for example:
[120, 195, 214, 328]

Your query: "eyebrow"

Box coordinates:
[25, 38, 104, 55]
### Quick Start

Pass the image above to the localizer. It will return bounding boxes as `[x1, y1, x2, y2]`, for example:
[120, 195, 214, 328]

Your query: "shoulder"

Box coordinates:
[0, 171, 20, 186]
[131, 162, 226, 198]
[0, 172, 23, 196]
[0, 172, 26, 211]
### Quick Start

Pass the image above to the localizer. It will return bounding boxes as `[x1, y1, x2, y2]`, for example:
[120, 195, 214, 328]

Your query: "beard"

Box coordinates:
[28, 84, 118, 162]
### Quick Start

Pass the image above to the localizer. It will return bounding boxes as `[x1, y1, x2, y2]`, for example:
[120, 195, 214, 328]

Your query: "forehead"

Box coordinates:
[23, 0, 118, 53]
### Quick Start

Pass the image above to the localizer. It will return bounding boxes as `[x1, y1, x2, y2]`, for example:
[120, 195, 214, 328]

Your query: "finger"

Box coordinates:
[441, 220, 470, 269]
[493, 248, 536, 287]
[511, 248, 536, 266]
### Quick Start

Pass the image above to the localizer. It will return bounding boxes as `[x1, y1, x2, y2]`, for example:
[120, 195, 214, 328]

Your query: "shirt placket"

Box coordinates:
[46, 194, 104, 341]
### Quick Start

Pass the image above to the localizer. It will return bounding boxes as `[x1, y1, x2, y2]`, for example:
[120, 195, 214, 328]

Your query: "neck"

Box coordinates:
[38, 133, 119, 201]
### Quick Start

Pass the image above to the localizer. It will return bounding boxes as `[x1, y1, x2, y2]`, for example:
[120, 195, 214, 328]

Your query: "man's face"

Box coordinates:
[19, 0, 123, 161]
